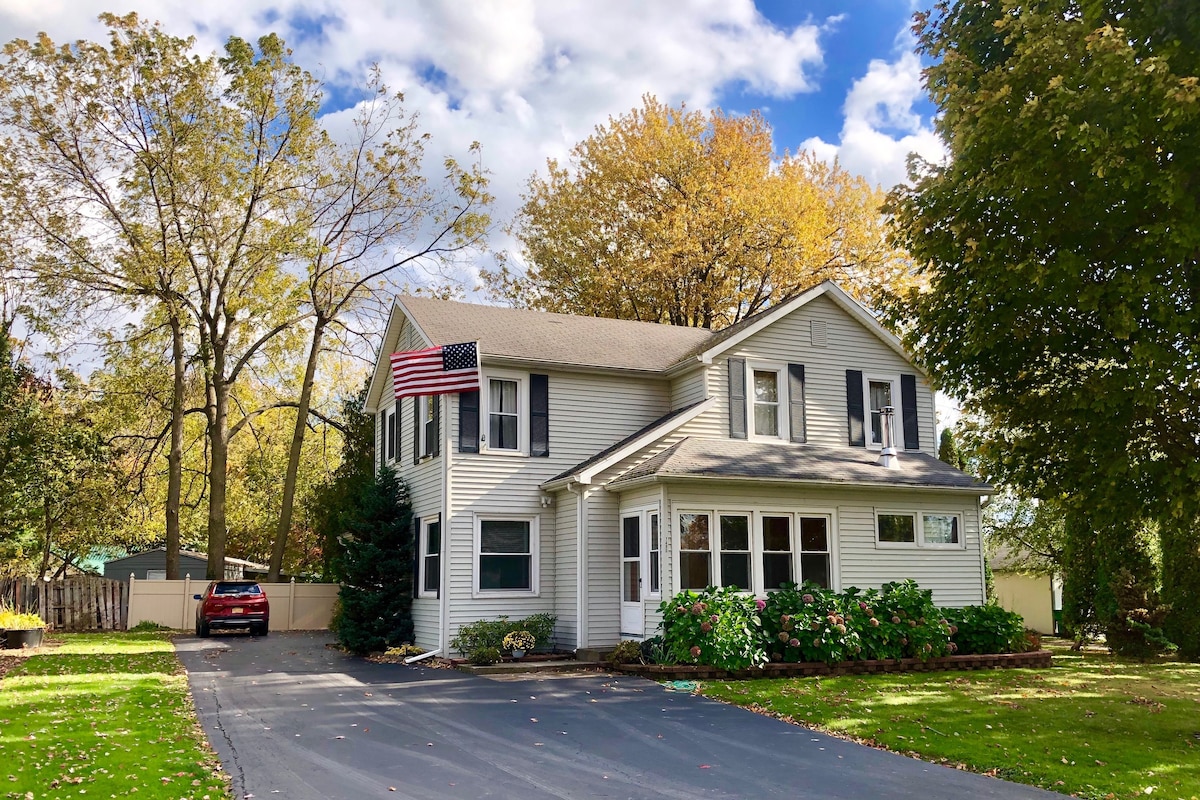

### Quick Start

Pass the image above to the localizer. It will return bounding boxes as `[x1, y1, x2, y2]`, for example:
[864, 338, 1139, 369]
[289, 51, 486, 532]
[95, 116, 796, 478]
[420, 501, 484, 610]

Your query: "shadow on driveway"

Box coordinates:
[176, 631, 1059, 800]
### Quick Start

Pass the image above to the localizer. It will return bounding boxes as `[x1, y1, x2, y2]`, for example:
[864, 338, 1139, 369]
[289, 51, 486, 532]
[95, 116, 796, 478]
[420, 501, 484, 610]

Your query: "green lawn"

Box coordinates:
[0, 632, 230, 799]
[701, 649, 1200, 799]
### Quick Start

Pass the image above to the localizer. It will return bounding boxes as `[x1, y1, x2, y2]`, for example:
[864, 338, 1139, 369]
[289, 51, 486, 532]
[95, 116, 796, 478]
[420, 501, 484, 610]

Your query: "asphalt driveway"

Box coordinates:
[176, 632, 1059, 800]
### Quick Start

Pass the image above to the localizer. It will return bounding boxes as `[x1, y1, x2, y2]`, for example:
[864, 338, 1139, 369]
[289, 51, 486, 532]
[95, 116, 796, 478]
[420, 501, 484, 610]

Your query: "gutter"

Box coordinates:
[605, 473, 995, 495]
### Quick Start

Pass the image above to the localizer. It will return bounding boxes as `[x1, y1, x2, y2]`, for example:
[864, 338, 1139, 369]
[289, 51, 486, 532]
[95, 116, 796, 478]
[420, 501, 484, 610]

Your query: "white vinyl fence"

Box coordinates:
[127, 576, 339, 631]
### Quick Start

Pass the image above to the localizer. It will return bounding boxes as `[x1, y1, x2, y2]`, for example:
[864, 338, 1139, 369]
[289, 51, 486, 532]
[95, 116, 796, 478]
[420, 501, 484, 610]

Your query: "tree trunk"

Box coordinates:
[269, 320, 325, 582]
[38, 496, 53, 579]
[165, 314, 185, 579]
[206, 345, 229, 581]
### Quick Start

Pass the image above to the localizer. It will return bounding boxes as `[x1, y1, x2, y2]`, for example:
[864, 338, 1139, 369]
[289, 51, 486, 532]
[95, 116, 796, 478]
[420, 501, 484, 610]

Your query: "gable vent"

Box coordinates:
[810, 320, 827, 347]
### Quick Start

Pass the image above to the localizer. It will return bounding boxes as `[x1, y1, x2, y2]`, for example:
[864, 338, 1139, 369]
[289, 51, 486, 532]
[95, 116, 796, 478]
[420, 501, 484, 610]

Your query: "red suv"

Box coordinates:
[194, 581, 269, 637]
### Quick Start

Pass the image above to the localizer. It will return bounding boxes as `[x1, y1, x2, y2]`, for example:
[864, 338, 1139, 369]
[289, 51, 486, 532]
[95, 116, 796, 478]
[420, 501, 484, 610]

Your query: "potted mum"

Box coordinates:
[0, 609, 47, 649]
[502, 630, 535, 659]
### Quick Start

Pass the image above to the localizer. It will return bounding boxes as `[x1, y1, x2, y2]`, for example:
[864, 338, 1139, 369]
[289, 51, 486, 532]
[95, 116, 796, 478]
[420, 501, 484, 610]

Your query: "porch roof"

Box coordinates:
[605, 438, 993, 493]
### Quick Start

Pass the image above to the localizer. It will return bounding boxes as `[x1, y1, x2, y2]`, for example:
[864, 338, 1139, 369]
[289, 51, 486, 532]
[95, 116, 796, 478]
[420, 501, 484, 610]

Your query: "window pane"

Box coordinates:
[679, 513, 710, 551]
[427, 522, 441, 555]
[869, 380, 891, 410]
[763, 516, 790, 552]
[424, 554, 440, 594]
[490, 379, 517, 413]
[623, 517, 640, 558]
[753, 371, 778, 402]
[763, 553, 792, 589]
[479, 554, 531, 590]
[877, 514, 916, 543]
[481, 520, 530, 553]
[680, 552, 710, 590]
[623, 560, 641, 602]
[801, 553, 831, 588]
[800, 517, 828, 552]
[720, 553, 751, 590]
[720, 515, 749, 551]
[650, 514, 659, 550]
[923, 514, 959, 544]
[649, 551, 660, 594]
[754, 403, 779, 436]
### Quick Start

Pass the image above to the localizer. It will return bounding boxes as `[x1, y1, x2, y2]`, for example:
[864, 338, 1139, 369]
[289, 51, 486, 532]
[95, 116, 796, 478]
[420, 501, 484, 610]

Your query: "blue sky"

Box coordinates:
[0, 0, 945, 280]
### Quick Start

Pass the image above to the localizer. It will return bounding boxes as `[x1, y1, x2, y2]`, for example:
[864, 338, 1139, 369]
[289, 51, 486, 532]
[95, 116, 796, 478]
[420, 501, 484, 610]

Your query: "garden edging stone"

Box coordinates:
[614, 649, 1052, 680]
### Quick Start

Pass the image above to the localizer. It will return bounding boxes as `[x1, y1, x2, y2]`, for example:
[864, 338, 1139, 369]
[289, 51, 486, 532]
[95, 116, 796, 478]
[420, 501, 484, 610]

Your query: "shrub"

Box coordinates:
[502, 630, 535, 652]
[128, 620, 171, 632]
[658, 586, 766, 670]
[0, 610, 47, 630]
[761, 583, 863, 664]
[450, 613, 557, 655]
[639, 636, 666, 665]
[943, 605, 1027, 655]
[384, 644, 426, 659]
[874, 581, 953, 660]
[468, 646, 502, 665]
[607, 640, 642, 667]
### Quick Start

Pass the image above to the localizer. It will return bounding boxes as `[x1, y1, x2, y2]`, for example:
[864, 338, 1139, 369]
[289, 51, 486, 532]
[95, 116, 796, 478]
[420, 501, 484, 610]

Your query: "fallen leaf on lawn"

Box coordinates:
[699, 764, 711, 769]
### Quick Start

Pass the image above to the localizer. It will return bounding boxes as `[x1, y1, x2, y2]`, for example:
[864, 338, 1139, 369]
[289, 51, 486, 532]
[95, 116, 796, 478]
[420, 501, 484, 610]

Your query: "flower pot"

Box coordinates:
[4, 628, 43, 649]
[510, 649, 525, 659]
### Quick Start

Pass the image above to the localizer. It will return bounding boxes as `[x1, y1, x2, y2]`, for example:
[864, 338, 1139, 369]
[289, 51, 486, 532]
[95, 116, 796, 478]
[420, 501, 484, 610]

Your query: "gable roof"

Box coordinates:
[397, 295, 713, 373]
[606, 438, 991, 493]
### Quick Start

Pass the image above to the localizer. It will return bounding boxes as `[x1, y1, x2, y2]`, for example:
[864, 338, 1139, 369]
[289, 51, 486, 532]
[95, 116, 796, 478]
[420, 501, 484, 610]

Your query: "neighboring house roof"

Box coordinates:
[542, 398, 715, 488]
[396, 294, 713, 373]
[606, 438, 994, 493]
[103, 547, 269, 571]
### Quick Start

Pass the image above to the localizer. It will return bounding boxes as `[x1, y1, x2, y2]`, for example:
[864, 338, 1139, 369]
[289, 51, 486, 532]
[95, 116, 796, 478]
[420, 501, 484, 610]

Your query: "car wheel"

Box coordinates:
[198, 621, 210, 638]
[257, 622, 269, 637]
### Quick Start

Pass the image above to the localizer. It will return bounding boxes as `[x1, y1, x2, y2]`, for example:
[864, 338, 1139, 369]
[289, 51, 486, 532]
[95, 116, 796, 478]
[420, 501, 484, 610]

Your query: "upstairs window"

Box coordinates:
[868, 379, 894, 447]
[752, 370, 781, 437]
[487, 378, 520, 451]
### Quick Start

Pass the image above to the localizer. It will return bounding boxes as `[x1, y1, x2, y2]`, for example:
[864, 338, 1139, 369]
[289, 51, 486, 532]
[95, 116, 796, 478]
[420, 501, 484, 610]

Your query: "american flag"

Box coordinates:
[390, 341, 480, 399]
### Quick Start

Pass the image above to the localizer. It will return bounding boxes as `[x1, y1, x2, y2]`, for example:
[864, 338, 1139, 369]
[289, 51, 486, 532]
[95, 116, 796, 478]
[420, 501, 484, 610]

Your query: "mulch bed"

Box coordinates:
[613, 650, 1053, 681]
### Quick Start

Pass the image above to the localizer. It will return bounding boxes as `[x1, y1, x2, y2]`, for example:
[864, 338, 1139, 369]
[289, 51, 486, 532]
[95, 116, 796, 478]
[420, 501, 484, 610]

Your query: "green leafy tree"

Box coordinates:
[331, 467, 415, 655]
[888, 2, 1200, 658]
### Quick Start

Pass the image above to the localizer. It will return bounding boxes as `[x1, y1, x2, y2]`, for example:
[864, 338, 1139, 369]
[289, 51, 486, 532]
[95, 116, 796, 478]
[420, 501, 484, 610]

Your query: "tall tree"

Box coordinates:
[267, 74, 489, 581]
[492, 95, 910, 329]
[888, 1, 1200, 656]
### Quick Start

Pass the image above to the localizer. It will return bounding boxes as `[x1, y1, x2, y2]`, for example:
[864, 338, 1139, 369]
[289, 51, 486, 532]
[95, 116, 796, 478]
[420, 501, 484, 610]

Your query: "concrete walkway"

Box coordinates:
[176, 631, 1061, 800]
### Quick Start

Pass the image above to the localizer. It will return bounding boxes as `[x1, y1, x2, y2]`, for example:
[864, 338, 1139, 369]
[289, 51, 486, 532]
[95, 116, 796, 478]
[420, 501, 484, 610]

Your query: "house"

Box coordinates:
[990, 546, 1060, 634]
[364, 281, 992, 654]
[103, 547, 269, 582]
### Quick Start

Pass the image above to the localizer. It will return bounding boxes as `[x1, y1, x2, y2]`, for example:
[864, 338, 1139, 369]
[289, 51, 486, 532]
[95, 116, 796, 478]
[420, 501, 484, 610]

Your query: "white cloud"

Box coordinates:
[801, 46, 945, 189]
[0, 0, 830, 292]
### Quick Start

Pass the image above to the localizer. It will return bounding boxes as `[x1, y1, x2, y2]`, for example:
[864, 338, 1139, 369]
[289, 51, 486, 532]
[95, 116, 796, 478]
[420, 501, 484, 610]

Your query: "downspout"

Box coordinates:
[567, 480, 587, 649]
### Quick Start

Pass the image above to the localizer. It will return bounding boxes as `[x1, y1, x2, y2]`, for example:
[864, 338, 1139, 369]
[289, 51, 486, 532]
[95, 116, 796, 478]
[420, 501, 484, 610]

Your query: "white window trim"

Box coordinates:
[418, 516, 441, 598]
[418, 395, 438, 460]
[796, 514, 835, 589]
[676, 509, 714, 593]
[746, 361, 789, 442]
[472, 513, 540, 598]
[862, 373, 900, 450]
[673, 506, 840, 595]
[716, 513, 753, 591]
[919, 512, 964, 549]
[874, 509, 964, 549]
[481, 370, 529, 456]
[647, 510, 662, 599]
[385, 406, 397, 463]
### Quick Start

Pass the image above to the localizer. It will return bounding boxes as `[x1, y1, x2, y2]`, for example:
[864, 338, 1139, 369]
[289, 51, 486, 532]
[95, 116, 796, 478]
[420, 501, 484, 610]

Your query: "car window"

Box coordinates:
[213, 582, 262, 595]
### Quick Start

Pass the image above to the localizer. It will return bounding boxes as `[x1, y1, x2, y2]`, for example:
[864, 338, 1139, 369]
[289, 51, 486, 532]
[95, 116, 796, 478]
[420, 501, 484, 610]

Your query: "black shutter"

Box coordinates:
[458, 390, 480, 453]
[530, 374, 549, 457]
[788, 364, 807, 444]
[846, 370, 865, 447]
[431, 395, 441, 457]
[386, 410, 396, 461]
[900, 374, 920, 450]
[411, 516, 421, 599]
[728, 358, 747, 439]
[412, 397, 421, 465]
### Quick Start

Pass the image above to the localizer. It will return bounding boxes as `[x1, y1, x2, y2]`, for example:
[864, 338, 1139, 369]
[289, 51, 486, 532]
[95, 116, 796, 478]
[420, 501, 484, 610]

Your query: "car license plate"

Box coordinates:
[231, 607, 244, 614]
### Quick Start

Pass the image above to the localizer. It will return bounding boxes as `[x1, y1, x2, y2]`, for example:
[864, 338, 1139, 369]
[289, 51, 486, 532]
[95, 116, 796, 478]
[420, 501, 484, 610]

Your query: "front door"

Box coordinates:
[620, 515, 644, 636]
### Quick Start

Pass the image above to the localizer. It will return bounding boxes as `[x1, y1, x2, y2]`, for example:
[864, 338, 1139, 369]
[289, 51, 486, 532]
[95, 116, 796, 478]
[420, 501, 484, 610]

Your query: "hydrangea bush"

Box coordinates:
[655, 580, 991, 668]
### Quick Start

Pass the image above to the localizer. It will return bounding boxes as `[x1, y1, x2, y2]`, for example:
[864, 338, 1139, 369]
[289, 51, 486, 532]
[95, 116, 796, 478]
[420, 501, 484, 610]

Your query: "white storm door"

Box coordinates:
[620, 514, 644, 636]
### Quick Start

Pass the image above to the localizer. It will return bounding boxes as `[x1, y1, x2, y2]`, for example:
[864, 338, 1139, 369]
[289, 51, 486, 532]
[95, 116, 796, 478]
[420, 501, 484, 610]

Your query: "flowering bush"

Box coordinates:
[942, 604, 1027, 655]
[761, 583, 863, 664]
[658, 586, 766, 670]
[502, 630, 535, 652]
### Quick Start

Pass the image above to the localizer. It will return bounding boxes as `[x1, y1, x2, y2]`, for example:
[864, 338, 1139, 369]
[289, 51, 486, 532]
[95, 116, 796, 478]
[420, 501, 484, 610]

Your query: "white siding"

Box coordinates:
[584, 488, 620, 646]
[708, 294, 938, 455]
[669, 367, 708, 409]
[659, 482, 984, 608]
[445, 367, 671, 649]
[553, 489, 579, 648]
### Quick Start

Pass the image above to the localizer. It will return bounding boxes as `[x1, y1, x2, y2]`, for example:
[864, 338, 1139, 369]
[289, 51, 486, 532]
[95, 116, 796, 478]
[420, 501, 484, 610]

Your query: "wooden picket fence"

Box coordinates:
[0, 576, 128, 631]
